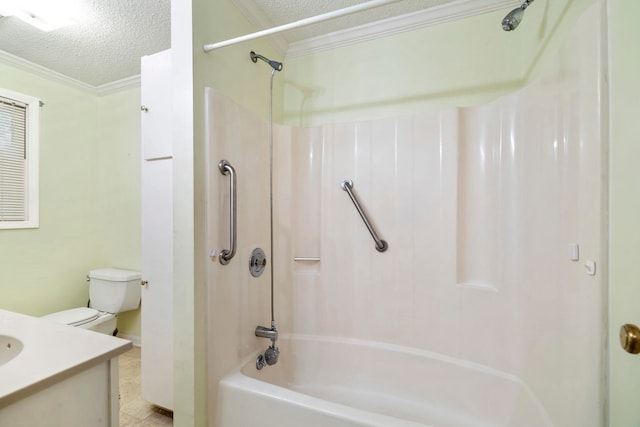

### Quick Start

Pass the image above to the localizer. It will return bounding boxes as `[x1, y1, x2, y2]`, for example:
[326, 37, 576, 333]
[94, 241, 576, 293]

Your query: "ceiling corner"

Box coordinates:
[229, 0, 289, 57]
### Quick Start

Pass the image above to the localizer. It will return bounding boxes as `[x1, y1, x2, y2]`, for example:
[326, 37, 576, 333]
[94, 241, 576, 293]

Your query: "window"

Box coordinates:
[0, 89, 39, 229]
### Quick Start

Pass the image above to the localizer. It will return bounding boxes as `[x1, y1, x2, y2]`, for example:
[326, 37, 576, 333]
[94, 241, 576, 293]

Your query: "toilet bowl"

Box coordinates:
[42, 268, 141, 336]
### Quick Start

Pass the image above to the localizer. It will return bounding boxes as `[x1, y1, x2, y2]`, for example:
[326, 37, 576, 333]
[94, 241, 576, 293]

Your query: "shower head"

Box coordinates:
[250, 51, 283, 72]
[264, 345, 280, 366]
[502, 0, 534, 32]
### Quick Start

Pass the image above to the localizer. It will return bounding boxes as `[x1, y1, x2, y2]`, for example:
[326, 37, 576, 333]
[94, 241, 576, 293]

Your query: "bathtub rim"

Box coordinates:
[220, 333, 553, 426]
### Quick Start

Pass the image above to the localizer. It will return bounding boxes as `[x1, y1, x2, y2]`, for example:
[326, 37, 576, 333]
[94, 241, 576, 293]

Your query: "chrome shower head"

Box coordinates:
[250, 51, 283, 72]
[502, 0, 534, 32]
[264, 345, 280, 366]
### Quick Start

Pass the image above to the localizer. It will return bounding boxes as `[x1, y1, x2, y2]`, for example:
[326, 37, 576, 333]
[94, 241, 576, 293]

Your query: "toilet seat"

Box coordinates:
[41, 307, 101, 327]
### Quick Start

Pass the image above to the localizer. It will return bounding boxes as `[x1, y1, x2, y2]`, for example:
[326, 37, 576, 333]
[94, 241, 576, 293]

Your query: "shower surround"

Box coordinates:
[207, 3, 606, 426]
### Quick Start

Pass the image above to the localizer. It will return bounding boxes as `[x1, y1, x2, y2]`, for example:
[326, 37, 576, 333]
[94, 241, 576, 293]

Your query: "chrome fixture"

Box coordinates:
[263, 345, 280, 365]
[341, 179, 388, 252]
[251, 51, 283, 369]
[250, 51, 283, 72]
[249, 248, 267, 277]
[502, 0, 535, 32]
[218, 160, 237, 265]
[255, 325, 278, 342]
[255, 324, 280, 370]
[256, 353, 267, 370]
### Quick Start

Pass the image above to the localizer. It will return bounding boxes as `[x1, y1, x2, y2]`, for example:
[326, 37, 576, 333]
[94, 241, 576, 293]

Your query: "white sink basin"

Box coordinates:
[0, 335, 23, 366]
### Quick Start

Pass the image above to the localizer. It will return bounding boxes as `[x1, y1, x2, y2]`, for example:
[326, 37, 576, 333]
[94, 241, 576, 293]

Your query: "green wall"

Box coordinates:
[608, 0, 640, 424]
[95, 87, 143, 337]
[0, 63, 141, 337]
[283, 0, 596, 127]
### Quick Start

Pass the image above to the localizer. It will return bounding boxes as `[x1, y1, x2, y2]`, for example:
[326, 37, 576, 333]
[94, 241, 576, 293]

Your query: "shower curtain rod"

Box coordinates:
[203, 0, 403, 52]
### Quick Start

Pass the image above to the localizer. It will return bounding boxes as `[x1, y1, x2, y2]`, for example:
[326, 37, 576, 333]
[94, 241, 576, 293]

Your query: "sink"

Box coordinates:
[0, 335, 23, 366]
[0, 309, 132, 426]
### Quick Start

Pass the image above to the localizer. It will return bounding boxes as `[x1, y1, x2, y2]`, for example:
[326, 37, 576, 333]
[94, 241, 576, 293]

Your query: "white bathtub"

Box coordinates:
[216, 335, 551, 427]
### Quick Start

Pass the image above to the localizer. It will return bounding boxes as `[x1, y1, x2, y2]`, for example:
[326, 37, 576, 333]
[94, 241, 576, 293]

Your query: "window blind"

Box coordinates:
[0, 96, 27, 221]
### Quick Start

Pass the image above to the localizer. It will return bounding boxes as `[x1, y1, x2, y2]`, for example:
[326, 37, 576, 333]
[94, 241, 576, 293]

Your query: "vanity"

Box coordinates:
[0, 309, 132, 426]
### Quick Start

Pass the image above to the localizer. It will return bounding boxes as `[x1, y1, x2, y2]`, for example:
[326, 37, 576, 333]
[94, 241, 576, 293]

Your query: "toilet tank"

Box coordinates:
[89, 268, 141, 313]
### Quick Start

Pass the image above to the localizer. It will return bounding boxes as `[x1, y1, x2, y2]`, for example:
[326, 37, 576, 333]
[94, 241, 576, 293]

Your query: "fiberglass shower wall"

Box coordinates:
[205, 88, 274, 410]
[274, 4, 606, 426]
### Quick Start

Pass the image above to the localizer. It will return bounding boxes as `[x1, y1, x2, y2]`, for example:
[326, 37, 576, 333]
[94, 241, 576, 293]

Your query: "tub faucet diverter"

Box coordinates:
[255, 325, 278, 342]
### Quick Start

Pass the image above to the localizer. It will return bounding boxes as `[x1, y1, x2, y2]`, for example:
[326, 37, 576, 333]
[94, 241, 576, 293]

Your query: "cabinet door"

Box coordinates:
[141, 50, 172, 160]
[141, 157, 173, 410]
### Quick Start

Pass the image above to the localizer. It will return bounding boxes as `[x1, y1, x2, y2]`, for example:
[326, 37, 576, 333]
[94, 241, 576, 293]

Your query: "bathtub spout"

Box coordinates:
[255, 325, 278, 343]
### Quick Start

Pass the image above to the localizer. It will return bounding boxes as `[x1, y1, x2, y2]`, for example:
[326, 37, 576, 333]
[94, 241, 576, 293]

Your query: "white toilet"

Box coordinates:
[42, 268, 141, 336]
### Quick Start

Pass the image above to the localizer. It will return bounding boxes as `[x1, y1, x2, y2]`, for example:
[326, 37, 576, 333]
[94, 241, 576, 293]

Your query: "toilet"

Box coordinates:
[42, 268, 141, 336]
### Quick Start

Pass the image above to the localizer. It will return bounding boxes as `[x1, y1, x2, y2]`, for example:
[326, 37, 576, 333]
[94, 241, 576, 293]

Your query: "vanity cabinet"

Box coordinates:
[140, 49, 174, 410]
[0, 309, 131, 427]
[0, 360, 119, 426]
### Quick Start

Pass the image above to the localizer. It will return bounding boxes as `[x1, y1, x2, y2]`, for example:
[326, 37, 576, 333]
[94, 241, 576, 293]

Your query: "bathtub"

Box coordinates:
[216, 335, 551, 427]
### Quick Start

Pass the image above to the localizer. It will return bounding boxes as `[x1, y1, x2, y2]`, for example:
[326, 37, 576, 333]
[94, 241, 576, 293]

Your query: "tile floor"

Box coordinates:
[118, 346, 173, 426]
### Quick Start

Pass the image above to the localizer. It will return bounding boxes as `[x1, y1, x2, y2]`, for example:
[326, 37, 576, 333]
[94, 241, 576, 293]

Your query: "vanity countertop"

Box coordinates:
[0, 309, 132, 408]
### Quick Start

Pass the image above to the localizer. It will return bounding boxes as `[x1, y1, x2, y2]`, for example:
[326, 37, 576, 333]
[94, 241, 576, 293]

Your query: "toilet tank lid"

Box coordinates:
[89, 268, 141, 281]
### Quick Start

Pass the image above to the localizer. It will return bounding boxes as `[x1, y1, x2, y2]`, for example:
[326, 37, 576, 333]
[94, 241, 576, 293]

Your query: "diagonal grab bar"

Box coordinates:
[341, 180, 388, 253]
[219, 160, 237, 265]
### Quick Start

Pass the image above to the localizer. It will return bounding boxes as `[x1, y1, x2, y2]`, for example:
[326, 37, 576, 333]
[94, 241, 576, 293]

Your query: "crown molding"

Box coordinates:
[96, 75, 141, 96]
[230, 0, 289, 57]
[286, 0, 518, 58]
[0, 49, 139, 96]
[0, 49, 96, 93]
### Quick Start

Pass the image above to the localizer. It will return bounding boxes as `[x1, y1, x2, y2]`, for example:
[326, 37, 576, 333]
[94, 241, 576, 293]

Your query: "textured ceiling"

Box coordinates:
[0, 0, 170, 87]
[0, 0, 512, 88]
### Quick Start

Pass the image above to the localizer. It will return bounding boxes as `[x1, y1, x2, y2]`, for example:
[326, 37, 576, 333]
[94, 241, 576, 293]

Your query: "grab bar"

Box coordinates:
[219, 160, 237, 265]
[341, 180, 388, 252]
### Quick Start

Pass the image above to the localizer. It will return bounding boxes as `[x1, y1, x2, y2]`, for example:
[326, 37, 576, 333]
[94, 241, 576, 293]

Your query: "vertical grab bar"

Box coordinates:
[219, 160, 237, 265]
[341, 179, 389, 252]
